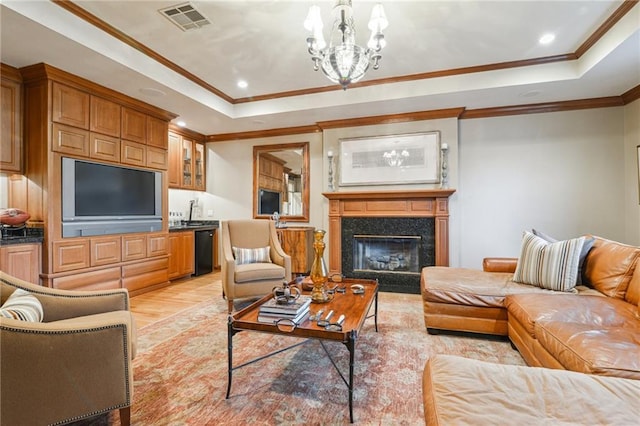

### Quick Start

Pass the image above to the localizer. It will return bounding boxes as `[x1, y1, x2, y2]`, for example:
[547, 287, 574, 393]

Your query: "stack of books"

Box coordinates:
[258, 295, 311, 324]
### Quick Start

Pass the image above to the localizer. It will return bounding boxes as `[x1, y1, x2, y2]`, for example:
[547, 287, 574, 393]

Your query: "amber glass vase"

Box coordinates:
[309, 229, 331, 303]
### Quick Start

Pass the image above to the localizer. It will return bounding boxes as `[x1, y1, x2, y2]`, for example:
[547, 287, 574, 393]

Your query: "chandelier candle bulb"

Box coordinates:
[441, 143, 449, 150]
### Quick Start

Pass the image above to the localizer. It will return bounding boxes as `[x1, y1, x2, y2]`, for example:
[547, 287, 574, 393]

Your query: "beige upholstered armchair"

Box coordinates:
[0, 271, 136, 426]
[222, 219, 292, 312]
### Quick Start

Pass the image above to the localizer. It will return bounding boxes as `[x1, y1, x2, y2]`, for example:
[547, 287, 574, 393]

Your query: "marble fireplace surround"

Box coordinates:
[323, 190, 456, 287]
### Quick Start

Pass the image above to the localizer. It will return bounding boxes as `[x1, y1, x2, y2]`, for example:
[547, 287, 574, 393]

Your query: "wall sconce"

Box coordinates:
[440, 143, 449, 189]
[327, 150, 335, 192]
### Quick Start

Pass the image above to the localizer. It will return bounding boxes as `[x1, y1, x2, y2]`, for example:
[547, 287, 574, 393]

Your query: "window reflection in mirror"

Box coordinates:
[253, 142, 309, 222]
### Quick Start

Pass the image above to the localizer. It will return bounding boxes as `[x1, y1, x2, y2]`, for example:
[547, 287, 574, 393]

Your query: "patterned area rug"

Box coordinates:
[79, 287, 524, 425]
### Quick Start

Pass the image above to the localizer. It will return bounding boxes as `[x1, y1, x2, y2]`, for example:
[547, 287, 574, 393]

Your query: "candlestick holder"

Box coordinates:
[440, 144, 449, 189]
[327, 150, 335, 192]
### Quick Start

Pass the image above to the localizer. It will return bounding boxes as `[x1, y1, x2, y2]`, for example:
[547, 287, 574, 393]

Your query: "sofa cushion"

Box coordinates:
[233, 246, 272, 265]
[584, 236, 640, 299]
[423, 355, 640, 426]
[422, 267, 560, 309]
[535, 320, 640, 379]
[234, 262, 285, 283]
[513, 231, 585, 292]
[532, 229, 595, 284]
[0, 288, 44, 322]
[505, 293, 635, 338]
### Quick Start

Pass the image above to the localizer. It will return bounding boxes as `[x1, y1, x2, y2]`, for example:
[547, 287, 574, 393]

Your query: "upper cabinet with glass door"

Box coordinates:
[168, 127, 206, 191]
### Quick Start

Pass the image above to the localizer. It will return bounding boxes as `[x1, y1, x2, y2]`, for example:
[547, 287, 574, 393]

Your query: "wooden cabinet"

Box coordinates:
[121, 140, 146, 166]
[52, 239, 91, 273]
[147, 116, 168, 149]
[168, 230, 194, 279]
[19, 63, 177, 293]
[277, 227, 315, 274]
[52, 82, 90, 128]
[146, 145, 168, 170]
[168, 132, 181, 187]
[90, 236, 121, 267]
[121, 107, 146, 143]
[181, 137, 193, 187]
[0, 243, 41, 285]
[168, 128, 206, 191]
[50, 83, 168, 170]
[52, 123, 90, 157]
[90, 96, 121, 137]
[90, 132, 120, 162]
[122, 234, 147, 261]
[52, 267, 121, 291]
[1, 64, 22, 173]
[194, 142, 205, 190]
[147, 232, 168, 257]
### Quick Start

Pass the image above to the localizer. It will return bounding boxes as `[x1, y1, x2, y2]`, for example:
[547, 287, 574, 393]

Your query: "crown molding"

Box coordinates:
[53, 0, 637, 104]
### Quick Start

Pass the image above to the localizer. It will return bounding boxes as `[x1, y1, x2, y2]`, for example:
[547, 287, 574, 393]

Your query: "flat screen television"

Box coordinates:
[61, 157, 163, 237]
[258, 189, 281, 215]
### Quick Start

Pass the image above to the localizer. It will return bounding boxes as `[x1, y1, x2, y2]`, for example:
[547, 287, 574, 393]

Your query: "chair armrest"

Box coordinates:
[1, 271, 130, 322]
[482, 257, 518, 273]
[1, 311, 134, 425]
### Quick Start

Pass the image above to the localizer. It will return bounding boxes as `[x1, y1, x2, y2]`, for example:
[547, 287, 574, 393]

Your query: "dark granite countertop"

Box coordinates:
[0, 227, 44, 246]
[169, 220, 219, 232]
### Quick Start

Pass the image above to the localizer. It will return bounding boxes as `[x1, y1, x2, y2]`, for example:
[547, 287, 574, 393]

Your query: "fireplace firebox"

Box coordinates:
[353, 235, 421, 274]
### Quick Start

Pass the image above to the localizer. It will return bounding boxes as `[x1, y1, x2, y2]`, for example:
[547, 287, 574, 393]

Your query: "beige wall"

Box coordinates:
[206, 105, 635, 269]
[624, 99, 640, 245]
[459, 106, 629, 267]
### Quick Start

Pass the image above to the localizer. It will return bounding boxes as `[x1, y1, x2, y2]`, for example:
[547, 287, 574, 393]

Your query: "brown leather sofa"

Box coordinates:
[422, 355, 640, 425]
[421, 236, 640, 379]
[0, 271, 136, 426]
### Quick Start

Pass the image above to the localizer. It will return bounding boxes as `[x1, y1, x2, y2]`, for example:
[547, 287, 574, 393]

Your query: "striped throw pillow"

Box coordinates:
[0, 288, 44, 322]
[513, 231, 585, 292]
[233, 246, 272, 265]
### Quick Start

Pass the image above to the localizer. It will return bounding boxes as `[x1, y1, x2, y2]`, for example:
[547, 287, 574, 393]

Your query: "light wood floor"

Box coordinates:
[129, 271, 221, 328]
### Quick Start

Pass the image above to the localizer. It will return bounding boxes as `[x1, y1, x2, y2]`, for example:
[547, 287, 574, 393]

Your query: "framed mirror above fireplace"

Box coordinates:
[253, 142, 309, 222]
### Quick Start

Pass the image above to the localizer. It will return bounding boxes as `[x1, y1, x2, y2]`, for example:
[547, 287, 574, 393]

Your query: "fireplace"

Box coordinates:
[323, 189, 455, 294]
[342, 217, 435, 293]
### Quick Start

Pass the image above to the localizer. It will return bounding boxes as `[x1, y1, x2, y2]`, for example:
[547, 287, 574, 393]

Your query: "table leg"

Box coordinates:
[226, 316, 234, 399]
[374, 290, 379, 332]
[347, 329, 356, 423]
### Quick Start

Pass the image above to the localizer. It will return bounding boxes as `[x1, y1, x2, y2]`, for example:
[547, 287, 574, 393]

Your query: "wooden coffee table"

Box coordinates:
[226, 278, 379, 423]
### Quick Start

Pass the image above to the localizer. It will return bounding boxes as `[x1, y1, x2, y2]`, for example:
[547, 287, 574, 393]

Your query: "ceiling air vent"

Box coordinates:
[159, 3, 211, 31]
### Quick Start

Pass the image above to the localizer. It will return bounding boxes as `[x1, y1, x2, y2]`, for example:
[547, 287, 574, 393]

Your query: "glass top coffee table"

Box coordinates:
[226, 278, 379, 423]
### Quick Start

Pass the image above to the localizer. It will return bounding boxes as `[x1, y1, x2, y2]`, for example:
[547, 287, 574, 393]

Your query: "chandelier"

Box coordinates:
[304, 0, 388, 90]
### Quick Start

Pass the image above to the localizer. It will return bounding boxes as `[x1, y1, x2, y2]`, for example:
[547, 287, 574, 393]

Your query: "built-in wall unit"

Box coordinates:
[9, 63, 176, 293]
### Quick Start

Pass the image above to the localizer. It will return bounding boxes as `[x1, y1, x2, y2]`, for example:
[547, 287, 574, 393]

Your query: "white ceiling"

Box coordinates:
[1, 1, 638, 136]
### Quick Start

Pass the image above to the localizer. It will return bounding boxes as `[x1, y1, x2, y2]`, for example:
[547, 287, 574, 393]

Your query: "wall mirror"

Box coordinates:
[253, 142, 309, 223]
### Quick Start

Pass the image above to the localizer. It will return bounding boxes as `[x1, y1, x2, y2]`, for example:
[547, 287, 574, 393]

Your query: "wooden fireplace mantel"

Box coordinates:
[322, 189, 456, 274]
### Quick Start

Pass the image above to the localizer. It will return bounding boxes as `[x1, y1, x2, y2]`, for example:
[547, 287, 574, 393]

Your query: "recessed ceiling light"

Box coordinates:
[539, 33, 555, 45]
[139, 87, 166, 97]
[519, 90, 541, 98]
[177, 120, 186, 127]
[237, 80, 248, 89]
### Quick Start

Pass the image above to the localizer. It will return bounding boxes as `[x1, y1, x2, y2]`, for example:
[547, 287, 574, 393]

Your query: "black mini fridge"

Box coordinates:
[194, 229, 213, 276]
